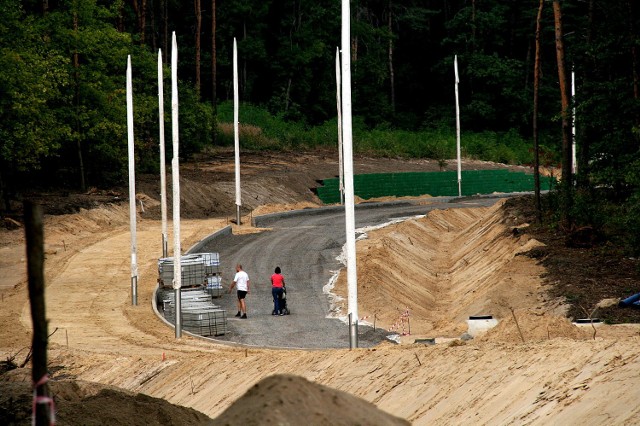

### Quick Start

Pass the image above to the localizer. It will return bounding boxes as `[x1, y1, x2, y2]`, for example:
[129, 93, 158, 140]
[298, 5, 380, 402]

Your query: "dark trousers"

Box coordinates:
[272, 287, 284, 314]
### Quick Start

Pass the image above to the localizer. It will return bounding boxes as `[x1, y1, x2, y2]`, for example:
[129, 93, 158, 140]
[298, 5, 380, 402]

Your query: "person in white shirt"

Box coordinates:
[229, 264, 250, 319]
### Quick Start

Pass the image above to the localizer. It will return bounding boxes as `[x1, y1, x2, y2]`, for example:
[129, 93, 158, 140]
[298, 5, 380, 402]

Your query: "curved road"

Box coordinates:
[197, 196, 504, 349]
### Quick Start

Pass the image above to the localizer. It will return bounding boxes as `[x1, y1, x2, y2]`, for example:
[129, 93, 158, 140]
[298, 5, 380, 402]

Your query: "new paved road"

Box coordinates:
[198, 196, 503, 349]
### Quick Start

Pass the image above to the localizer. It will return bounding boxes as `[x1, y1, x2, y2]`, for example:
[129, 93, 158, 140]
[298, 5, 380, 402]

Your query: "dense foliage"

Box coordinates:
[1, 1, 639, 253]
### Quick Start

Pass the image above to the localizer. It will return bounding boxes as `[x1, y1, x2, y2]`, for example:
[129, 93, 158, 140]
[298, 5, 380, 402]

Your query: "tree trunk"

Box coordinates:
[163, 0, 168, 63]
[211, 0, 217, 144]
[141, 0, 147, 45]
[194, 0, 201, 96]
[284, 78, 292, 112]
[117, 2, 124, 32]
[533, 0, 544, 223]
[242, 21, 247, 97]
[553, 0, 573, 225]
[628, 0, 639, 124]
[73, 12, 86, 192]
[471, 0, 477, 52]
[150, 0, 157, 51]
[131, 0, 147, 44]
[387, 0, 396, 113]
[524, 35, 532, 91]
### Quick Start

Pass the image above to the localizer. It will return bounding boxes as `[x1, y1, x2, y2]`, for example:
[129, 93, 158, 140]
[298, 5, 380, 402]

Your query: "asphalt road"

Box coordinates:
[197, 196, 504, 349]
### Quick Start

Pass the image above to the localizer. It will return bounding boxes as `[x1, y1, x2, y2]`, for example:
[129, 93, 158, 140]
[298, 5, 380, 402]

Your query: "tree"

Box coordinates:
[3, 0, 640, 222]
[195, 0, 202, 96]
[72, 4, 86, 191]
[628, 0, 639, 125]
[442, 0, 533, 132]
[211, 0, 217, 142]
[533, 0, 544, 223]
[130, 0, 147, 44]
[387, 0, 396, 113]
[0, 1, 71, 208]
[553, 0, 573, 225]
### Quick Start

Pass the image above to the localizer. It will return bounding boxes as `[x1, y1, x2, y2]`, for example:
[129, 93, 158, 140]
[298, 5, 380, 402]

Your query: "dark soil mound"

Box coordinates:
[0, 369, 213, 425]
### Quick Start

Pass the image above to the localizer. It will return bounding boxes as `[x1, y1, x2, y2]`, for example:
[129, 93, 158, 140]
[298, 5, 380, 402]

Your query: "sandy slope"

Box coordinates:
[2, 157, 640, 423]
[331, 203, 557, 338]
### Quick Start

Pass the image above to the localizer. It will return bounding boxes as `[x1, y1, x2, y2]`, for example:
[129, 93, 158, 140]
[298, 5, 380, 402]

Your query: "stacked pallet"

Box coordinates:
[206, 275, 224, 298]
[158, 253, 222, 297]
[159, 287, 227, 336]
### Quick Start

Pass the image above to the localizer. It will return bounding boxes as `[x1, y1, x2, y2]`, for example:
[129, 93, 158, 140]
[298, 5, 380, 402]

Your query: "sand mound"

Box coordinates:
[212, 374, 409, 426]
[477, 309, 590, 343]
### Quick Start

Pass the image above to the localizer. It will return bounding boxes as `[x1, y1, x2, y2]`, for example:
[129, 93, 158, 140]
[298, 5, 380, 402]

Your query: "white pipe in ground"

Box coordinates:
[126, 55, 138, 306]
[341, 0, 358, 348]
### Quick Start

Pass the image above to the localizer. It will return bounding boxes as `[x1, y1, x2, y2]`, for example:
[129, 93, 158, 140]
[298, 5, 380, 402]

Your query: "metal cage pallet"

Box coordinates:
[157, 253, 222, 297]
[158, 286, 228, 336]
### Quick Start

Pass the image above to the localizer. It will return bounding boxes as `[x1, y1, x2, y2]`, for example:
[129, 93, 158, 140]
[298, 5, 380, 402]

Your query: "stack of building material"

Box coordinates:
[160, 287, 227, 336]
[206, 275, 224, 298]
[200, 252, 223, 297]
[181, 308, 227, 336]
[157, 252, 221, 289]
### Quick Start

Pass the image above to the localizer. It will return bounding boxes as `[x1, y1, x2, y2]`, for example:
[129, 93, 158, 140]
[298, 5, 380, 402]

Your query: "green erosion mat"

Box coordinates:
[316, 170, 556, 204]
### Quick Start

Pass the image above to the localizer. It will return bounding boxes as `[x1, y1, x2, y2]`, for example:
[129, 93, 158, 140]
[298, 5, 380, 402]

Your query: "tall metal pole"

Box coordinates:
[126, 55, 138, 306]
[233, 38, 242, 225]
[336, 47, 344, 205]
[171, 32, 182, 338]
[158, 49, 168, 258]
[454, 55, 462, 197]
[341, 0, 358, 349]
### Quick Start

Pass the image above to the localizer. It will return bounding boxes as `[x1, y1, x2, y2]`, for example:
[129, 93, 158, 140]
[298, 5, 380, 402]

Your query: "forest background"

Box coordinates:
[1, 0, 639, 254]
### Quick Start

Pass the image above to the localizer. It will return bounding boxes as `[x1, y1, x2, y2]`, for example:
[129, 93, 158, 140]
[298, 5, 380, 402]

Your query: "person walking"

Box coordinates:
[271, 266, 286, 316]
[229, 264, 250, 319]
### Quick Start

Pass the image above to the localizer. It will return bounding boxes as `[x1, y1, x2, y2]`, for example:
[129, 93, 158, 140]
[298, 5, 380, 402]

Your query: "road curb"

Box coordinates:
[187, 224, 233, 254]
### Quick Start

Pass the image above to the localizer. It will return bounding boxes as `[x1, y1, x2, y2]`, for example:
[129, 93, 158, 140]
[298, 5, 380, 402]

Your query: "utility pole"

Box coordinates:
[126, 55, 138, 306]
[342, 0, 358, 349]
[171, 32, 182, 338]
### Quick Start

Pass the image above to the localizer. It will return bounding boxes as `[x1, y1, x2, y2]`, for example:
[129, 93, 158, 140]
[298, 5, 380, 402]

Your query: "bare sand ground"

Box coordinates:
[2, 154, 640, 424]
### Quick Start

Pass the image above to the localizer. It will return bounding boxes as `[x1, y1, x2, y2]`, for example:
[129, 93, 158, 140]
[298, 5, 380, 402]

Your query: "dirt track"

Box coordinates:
[2, 152, 640, 424]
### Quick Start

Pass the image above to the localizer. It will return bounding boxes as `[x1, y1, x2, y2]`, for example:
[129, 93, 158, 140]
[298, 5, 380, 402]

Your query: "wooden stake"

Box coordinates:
[25, 201, 53, 425]
[509, 307, 525, 343]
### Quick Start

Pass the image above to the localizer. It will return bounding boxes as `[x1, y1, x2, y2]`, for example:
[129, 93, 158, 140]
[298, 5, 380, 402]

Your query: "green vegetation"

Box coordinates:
[216, 101, 537, 165]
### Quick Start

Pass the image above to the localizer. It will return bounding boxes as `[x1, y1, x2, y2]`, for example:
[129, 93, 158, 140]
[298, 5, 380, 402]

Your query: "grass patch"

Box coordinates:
[216, 101, 540, 165]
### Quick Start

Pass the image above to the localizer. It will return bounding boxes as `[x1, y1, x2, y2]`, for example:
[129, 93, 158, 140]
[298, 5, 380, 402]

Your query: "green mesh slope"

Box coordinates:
[316, 170, 556, 204]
